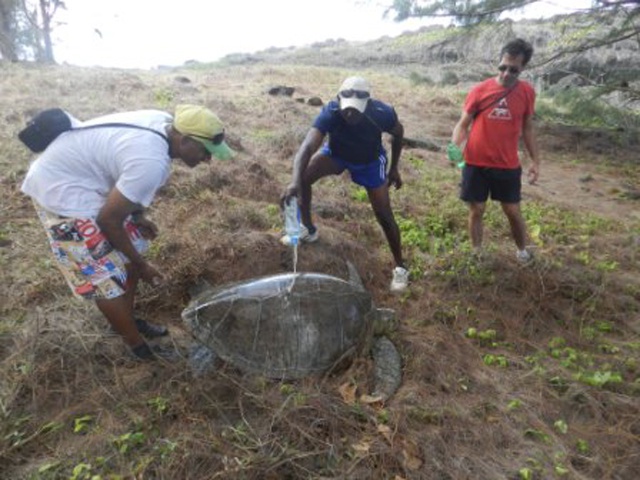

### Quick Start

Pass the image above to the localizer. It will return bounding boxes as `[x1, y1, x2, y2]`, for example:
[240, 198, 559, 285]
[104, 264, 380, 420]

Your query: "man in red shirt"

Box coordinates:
[451, 38, 540, 263]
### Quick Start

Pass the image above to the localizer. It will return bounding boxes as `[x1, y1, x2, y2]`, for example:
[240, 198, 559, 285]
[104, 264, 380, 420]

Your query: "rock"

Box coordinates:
[268, 86, 295, 96]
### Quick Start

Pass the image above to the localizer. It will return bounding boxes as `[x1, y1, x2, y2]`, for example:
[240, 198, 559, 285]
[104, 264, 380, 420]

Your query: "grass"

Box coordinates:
[0, 61, 639, 480]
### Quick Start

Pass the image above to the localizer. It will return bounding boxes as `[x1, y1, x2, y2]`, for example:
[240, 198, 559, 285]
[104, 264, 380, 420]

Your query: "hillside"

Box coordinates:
[218, 11, 640, 91]
[1, 40, 639, 480]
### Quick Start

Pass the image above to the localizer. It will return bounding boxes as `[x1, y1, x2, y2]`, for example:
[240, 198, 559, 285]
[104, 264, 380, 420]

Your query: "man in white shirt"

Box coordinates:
[21, 104, 233, 360]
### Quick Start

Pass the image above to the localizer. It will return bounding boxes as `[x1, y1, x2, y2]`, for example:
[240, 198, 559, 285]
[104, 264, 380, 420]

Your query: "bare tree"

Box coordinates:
[0, 0, 64, 62]
[22, 0, 65, 62]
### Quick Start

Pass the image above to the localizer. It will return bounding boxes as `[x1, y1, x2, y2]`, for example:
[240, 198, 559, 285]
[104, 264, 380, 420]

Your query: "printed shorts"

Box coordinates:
[34, 204, 149, 300]
[320, 144, 388, 189]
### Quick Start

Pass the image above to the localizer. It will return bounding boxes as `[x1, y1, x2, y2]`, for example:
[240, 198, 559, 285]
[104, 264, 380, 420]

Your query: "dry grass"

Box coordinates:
[1, 61, 639, 480]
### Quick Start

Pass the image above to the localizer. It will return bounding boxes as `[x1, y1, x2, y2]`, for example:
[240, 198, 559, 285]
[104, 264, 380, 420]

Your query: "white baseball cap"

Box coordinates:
[338, 76, 371, 113]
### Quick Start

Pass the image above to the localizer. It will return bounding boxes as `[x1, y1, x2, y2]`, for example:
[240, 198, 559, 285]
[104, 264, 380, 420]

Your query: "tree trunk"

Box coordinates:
[0, 0, 18, 61]
[39, 0, 54, 62]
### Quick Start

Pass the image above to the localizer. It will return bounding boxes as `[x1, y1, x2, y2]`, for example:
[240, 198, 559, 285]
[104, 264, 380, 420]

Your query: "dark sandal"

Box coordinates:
[131, 342, 177, 361]
[135, 319, 169, 339]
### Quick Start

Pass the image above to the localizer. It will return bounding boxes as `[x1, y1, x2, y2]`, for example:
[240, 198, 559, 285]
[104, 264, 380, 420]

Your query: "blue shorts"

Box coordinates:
[460, 165, 522, 203]
[320, 144, 387, 189]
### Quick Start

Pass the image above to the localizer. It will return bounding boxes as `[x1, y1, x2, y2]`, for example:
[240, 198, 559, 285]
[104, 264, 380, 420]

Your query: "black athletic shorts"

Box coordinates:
[460, 164, 522, 203]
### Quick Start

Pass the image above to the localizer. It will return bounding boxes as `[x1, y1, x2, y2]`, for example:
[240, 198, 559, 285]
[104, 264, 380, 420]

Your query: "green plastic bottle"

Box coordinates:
[446, 142, 465, 169]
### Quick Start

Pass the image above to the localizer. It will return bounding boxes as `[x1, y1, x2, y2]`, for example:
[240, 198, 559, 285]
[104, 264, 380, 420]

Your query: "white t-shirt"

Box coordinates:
[21, 110, 173, 218]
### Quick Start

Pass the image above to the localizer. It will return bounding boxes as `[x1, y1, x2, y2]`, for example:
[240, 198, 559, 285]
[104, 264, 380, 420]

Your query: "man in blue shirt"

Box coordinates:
[281, 76, 409, 292]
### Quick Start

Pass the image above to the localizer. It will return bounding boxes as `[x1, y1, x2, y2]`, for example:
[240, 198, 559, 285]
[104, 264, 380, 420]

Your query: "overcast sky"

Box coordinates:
[53, 0, 593, 70]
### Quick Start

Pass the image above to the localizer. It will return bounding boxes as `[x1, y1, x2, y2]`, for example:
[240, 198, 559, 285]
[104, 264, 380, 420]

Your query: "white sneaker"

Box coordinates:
[280, 226, 319, 246]
[390, 266, 409, 292]
[516, 249, 533, 264]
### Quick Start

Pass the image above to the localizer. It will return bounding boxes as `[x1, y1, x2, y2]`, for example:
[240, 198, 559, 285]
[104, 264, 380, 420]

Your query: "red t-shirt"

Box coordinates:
[464, 78, 535, 169]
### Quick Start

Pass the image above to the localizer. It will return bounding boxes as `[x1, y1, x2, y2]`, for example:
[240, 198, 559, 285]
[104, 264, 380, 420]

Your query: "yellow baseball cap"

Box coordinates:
[173, 104, 234, 160]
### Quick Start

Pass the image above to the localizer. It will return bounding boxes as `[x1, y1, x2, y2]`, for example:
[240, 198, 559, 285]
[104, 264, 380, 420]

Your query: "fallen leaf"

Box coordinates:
[352, 441, 370, 453]
[377, 424, 393, 444]
[338, 382, 357, 405]
[360, 394, 384, 404]
[402, 441, 423, 470]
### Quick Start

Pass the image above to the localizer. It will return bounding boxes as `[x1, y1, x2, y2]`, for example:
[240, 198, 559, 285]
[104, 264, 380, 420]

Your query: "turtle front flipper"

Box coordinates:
[371, 336, 402, 401]
[346, 261, 366, 292]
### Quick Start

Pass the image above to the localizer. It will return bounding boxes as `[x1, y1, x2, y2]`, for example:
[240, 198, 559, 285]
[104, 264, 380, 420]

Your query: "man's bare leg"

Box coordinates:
[96, 294, 144, 348]
[501, 202, 528, 250]
[468, 202, 487, 250]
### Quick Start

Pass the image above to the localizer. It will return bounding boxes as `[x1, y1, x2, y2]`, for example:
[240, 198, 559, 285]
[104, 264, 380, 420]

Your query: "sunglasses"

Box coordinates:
[339, 89, 370, 99]
[189, 130, 225, 145]
[498, 65, 520, 75]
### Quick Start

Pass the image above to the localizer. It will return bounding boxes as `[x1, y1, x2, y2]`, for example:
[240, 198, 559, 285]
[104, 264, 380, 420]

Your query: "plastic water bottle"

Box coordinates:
[283, 198, 300, 246]
[446, 142, 466, 169]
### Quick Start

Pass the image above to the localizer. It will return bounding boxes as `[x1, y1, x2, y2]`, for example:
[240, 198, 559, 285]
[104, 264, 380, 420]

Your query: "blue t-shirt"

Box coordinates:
[313, 99, 398, 165]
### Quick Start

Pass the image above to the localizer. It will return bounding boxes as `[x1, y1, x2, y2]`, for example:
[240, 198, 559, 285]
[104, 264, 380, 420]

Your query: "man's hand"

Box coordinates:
[388, 168, 403, 190]
[133, 216, 159, 240]
[136, 261, 165, 286]
[280, 183, 300, 209]
[527, 163, 540, 185]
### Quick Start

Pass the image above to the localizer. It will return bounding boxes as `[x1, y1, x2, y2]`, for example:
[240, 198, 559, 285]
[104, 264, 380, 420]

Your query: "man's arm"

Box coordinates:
[522, 114, 540, 184]
[96, 188, 162, 285]
[282, 127, 325, 203]
[388, 120, 404, 171]
[451, 111, 474, 146]
[387, 120, 404, 189]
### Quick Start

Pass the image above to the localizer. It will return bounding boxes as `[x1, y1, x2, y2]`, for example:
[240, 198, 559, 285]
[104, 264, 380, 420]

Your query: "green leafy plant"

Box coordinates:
[483, 354, 508, 368]
[36, 460, 62, 478]
[408, 71, 434, 86]
[439, 70, 459, 86]
[154, 88, 175, 109]
[507, 399, 522, 410]
[553, 419, 568, 434]
[69, 462, 94, 480]
[113, 431, 146, 455]
[524, 428, 551, 444]
[574, 370, 622, 388]
[554, 463, 570, 476]
[350, 186, 368, 203]
[155, 439, 178, 461]
[377, 409, 390, 424]
[147, 396, 170, 415]
[73, 415, 94, 434]
[518, 467, 533, 480]
[576, 439, 590, 455]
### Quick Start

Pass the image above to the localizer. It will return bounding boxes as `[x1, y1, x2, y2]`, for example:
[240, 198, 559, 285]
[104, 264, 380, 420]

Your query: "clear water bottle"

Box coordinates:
[283, 197, 300, 246]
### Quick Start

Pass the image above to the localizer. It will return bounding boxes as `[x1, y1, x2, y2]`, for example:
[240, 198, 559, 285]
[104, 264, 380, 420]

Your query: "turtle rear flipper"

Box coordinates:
[371, 336, 402, 401]
[188, 278, 214, 299]
[373, 307, 397, 336]
[188, 343, 219, 377]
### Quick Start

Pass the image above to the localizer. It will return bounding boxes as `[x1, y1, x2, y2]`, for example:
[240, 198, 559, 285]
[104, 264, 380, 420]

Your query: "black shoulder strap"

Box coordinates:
[71, 122, 170, 147]
[472, 82, 518, 120]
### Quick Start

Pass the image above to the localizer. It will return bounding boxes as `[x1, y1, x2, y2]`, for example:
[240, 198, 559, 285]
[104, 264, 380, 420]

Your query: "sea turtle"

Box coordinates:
[181, 263, 402, 400]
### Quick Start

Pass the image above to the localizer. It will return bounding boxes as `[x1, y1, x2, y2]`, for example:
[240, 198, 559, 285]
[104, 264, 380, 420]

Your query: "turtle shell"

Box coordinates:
[182, 272, 374, 379]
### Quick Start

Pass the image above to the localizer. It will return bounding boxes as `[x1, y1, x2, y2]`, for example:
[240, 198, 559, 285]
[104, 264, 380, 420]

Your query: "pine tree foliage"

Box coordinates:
[387, 0, 640, 101]
[389, 0, 540, 25]
[388, 0, 639, 25]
